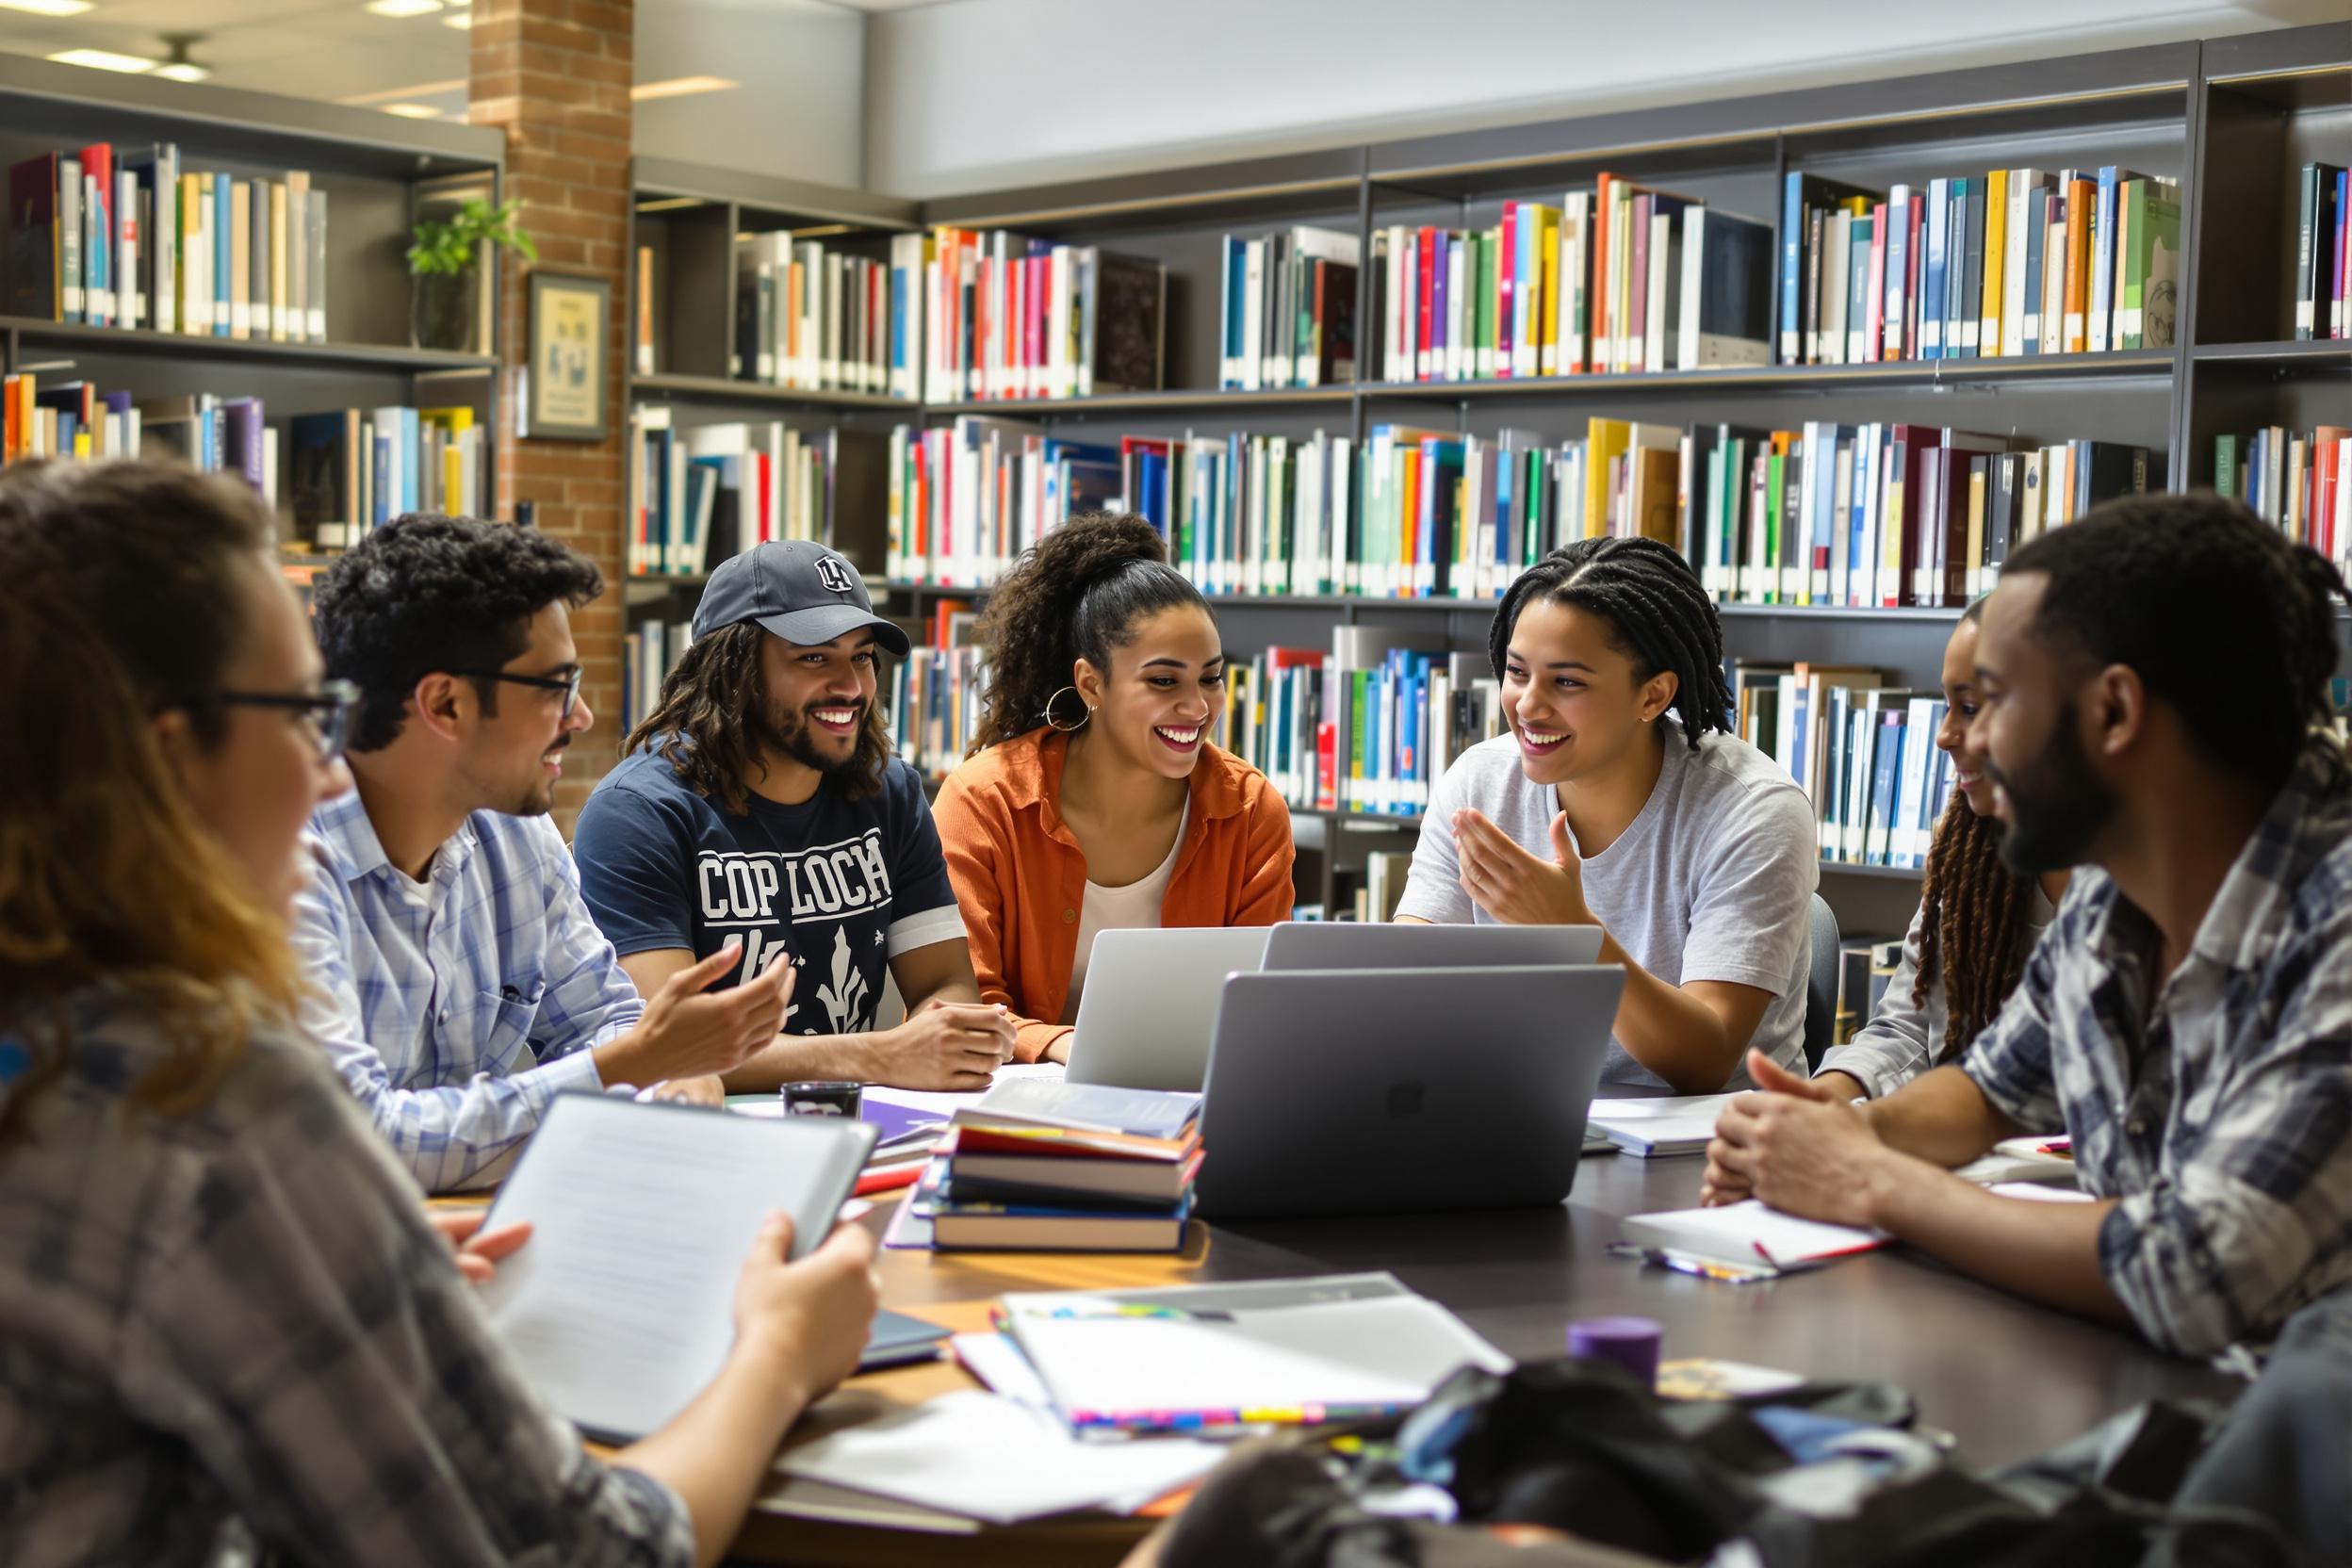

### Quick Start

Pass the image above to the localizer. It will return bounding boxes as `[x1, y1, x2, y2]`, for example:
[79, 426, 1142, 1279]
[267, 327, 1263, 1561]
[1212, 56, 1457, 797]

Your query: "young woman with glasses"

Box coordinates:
[0, 460, 876, 1568]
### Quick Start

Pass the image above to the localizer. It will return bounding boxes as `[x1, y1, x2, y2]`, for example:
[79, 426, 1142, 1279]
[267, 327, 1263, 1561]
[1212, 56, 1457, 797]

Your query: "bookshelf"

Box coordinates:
[623, 21, 2348, 935]
[0, 54, 507, 544]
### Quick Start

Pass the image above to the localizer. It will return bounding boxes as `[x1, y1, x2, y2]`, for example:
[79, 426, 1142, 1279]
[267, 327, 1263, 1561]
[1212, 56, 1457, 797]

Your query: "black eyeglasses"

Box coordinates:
[451, 665, 585, 722]
[217, 678, 361, 763]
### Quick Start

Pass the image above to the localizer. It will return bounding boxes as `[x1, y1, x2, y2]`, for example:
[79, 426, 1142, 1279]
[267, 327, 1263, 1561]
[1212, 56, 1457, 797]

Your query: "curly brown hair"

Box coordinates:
[623, 621, 891, 813]
[970, 512, 1212, 753]
[0, 460, 303, 1152]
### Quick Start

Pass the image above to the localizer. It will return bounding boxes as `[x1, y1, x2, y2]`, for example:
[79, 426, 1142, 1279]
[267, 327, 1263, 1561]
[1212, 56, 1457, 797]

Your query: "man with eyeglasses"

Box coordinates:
[293, 514, 791, 1193]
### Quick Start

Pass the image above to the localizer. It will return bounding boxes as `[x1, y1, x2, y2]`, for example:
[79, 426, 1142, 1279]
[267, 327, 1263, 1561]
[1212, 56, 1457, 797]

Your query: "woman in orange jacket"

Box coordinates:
[933, 513, 1296, 1064]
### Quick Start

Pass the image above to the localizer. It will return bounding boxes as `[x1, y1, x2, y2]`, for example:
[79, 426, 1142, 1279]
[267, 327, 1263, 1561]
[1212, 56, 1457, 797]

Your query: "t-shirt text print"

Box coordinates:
[574, 750, 967, 1039]
[698, 835, 894, 1032]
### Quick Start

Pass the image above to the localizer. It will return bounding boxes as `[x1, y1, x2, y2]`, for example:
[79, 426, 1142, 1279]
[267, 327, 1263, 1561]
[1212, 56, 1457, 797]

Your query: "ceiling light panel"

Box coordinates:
[48, 49, 159, 74]
[630, 76, 741, 102]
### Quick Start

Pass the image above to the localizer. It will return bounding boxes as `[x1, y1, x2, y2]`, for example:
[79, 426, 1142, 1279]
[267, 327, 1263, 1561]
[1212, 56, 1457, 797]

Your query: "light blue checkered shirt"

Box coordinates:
[291, 788, 644, 1193]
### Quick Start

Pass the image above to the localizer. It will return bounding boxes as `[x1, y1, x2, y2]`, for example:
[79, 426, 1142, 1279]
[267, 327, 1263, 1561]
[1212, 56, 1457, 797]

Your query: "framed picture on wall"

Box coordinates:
[525, 269, 610, 442]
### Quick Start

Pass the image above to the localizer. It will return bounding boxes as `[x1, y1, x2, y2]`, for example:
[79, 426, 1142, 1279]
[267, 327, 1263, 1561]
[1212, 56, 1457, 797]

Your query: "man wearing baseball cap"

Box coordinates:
[575, 540, 1015, 1093]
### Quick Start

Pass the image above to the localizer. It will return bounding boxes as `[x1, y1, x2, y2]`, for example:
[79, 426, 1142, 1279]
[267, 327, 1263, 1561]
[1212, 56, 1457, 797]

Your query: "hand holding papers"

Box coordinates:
[475, 1094, 876, 1442]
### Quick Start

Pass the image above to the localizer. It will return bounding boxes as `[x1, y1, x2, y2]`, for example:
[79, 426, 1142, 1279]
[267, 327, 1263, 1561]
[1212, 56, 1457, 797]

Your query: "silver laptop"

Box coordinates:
[1064, 926, 1276, 1092]
[1260, 921, 1604, 971]
[1192, 964, 1626, 1220]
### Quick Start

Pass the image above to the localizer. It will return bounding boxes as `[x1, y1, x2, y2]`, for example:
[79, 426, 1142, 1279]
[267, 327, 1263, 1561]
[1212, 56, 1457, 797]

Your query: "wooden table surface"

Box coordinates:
[729, 1152, 2246, 1567]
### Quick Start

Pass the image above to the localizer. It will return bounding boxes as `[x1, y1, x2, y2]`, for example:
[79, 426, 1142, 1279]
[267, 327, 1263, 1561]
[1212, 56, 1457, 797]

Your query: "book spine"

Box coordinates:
[116, 168, 140, 330]
[2296, 161, 2321, 339]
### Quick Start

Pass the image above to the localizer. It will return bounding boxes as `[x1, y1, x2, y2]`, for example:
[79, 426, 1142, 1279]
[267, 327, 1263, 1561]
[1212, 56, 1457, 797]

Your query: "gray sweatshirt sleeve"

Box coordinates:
[1815, 901, 1945, 1100]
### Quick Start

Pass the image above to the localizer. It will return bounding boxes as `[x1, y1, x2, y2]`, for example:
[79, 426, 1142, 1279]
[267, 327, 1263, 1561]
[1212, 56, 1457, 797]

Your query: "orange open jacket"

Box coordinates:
[932, 727, 1298, 1063]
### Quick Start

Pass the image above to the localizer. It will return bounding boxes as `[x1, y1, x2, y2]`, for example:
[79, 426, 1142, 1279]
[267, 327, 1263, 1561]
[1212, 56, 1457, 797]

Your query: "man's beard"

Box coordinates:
[1988, 701, 2116, 875]
[766, 698, 865, 776]
[508, 737, 565, 817]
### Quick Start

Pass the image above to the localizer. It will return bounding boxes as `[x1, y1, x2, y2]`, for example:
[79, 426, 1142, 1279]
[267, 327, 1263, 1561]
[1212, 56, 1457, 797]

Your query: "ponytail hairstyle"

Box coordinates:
[1913, 599, 2038, 1055]
[1489, 535, 1732, 750]
[971, 513, 1213, 753]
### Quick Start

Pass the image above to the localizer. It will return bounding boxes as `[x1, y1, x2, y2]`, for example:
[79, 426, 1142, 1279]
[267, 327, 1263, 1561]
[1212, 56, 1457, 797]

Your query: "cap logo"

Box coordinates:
[814, 556, 857, 596]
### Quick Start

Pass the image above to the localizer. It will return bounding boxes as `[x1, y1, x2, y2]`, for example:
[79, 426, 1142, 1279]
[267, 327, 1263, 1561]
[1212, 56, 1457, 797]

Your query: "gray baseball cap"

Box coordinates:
[692, 540, 911, 657]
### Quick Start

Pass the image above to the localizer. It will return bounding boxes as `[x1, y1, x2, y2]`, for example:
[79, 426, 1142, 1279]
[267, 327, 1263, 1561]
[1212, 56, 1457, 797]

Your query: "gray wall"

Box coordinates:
[861, 0, 2323, 198]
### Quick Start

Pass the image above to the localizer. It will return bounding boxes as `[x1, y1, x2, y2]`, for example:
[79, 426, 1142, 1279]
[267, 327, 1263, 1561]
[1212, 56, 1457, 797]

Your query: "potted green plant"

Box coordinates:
[407, 197, 537, 353]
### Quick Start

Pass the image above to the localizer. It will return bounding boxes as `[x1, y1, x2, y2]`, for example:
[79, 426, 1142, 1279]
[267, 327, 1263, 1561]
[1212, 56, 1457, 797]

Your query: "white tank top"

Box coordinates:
[1062, 805, 1187, 1023]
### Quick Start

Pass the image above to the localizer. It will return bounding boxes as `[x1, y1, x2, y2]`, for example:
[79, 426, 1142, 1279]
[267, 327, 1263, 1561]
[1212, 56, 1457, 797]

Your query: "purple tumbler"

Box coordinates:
[1567, 1315, 1662, 1387]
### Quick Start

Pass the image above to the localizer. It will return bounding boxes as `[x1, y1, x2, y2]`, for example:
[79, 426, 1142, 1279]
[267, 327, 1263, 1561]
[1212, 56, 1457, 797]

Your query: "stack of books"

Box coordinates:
[1217, 225, 1360, 389]
[7, 144, 328, 343]
[1364, 184, 1776, 384]
[922, 1082, 1203, 1252]
[1778, 166, 2180, 365]
[920, 228, 1166, 402]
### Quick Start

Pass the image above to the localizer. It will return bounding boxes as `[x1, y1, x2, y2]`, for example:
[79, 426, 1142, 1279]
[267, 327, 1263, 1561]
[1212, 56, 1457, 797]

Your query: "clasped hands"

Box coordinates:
[1702, 1050, 1890, 1229]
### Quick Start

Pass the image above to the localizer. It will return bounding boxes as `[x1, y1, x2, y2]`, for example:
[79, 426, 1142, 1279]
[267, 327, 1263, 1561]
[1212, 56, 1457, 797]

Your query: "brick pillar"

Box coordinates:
[469, 0, 632, 828]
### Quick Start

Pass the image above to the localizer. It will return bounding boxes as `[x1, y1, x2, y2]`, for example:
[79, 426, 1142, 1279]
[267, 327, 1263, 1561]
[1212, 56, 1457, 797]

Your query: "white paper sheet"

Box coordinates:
[1619, 1200, 1889, 1270]
[862, 1062, 1065, 1119]
[1003, 1274, 1511, 1429]
[475, 1095, 873, 1442]
[950, 1331, 1055, 1410]
[774, 1391, 1223, 1524]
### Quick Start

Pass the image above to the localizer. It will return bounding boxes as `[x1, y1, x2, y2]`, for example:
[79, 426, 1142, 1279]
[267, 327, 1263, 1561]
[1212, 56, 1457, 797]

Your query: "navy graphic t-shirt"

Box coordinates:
[574, 748, 966, 1037]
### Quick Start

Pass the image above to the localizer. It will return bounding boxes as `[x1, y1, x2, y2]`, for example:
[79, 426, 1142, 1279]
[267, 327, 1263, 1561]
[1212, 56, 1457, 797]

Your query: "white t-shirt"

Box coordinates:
[1394, 720, 1819, 1090]
[1062, 805, 1187, 1022]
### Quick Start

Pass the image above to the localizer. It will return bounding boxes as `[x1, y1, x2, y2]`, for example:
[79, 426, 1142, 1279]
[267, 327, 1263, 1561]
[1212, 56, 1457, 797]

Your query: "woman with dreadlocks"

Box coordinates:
[1395, 536, 1818, 1093]
[1813, 601, 2068, 1102]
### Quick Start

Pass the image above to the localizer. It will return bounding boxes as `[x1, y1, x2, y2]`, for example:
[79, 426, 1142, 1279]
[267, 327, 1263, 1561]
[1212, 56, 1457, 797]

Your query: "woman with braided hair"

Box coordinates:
[1815, 602, 2069, 1102]
[1396, 535, 1819, 1092]
[933, 514, 1295, 1066]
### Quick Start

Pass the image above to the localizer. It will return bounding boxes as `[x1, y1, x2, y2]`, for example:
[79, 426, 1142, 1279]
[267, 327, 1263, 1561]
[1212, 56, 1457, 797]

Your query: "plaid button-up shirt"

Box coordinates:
[1960, 734, 2352, 1358]
[291, 791, 644, 1194]
[0, 993, 692, 1568]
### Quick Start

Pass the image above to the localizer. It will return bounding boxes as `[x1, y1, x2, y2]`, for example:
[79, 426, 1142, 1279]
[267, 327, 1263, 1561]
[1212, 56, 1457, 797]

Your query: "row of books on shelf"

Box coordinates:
[634, 160, 2335, 409]
[1693, 424, 2157, 610]
[877, 412, 2155, 606]
[1781, 167, 2179, 365]
[884, 417, 1355, 596]
[627, 408, 873, 577]
[6, 144, 329, 342]
[917, 228, 1166, 402]
[2215, 425, 2350, 564]
[1359, 186, 1776, 384]
[1217, 226, 1360, 389]
[720, 235, 897, 396]
[3, 372, 484, 544]
[622, 616, 691, 735]
[2295, 162, 2347, 341]
[1729, 663, 1958, 870]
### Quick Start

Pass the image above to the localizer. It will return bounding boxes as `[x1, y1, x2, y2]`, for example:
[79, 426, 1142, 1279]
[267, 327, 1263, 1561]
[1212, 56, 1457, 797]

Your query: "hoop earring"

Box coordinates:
[1043, 685, 1093, 733]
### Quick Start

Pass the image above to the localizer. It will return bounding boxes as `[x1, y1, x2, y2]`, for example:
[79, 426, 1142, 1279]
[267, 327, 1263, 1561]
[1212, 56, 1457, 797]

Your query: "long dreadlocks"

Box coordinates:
[1912, 599, 2034, 1054]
